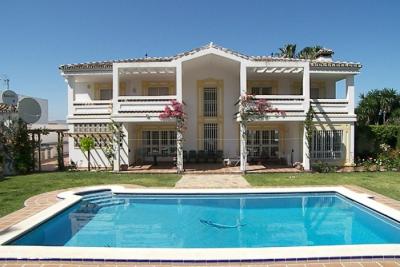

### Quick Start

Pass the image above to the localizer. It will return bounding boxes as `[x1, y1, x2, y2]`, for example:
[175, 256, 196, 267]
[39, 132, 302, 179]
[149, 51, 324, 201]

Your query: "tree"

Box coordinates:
[297, 45, 323, 59]
[278, 44, 297, 58]
[0, 118, 34, 174]
[356, 88, 400, 125]
[379, 88, 399, 123]
[79, 136, 95, 171]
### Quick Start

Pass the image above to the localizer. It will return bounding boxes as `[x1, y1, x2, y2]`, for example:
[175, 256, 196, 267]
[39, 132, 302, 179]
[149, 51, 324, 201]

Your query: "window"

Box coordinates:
[203, 123, 218, 152]
[311, 88, 320, 99]
[100, 89, 112, 100]
[142, 130, 176, 156]
[148, 87, 169, 96]
[247, 129, 279, 158]
[251, 87, 272, 95]
[311, 130, 343, 159]
[203, 88, 217, 117]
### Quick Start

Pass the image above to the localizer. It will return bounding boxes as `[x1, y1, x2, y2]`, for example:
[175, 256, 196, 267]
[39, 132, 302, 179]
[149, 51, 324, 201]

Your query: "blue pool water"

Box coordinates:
[9, 191, 400, 248]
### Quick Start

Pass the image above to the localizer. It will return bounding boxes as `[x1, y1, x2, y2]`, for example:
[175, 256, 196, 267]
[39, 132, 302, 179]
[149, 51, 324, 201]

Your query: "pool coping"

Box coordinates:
[0, 186, 399, 262]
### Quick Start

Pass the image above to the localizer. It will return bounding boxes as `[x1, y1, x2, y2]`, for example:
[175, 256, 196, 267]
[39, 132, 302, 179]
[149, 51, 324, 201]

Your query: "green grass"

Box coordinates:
[245, 172, 400, 200]
[0, 171, 180, 217]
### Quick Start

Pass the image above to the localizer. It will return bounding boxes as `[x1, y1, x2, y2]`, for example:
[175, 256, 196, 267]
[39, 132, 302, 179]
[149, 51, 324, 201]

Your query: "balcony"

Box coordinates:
[238, 95, 354, 121]
[72, 100, 112, 116]
[254, 95, 306, 113]
[116, 95, 177, 120]
[311, 99, 351, 115]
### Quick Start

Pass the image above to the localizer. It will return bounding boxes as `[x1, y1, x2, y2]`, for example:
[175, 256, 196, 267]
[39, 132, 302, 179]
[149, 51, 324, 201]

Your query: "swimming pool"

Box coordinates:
[1, 186, 400, 262]
[7, 190, 400, 248]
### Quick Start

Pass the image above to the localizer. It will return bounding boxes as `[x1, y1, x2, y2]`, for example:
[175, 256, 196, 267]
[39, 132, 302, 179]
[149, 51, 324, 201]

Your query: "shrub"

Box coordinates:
[355, 125, 400, 157]
[79, 136, 95, 171]
[311, 160, 338, 173]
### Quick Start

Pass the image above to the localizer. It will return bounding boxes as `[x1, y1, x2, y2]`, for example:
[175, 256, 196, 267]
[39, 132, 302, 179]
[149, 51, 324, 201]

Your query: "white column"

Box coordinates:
[112, 64, 120, 115]
[176, 63, 182, 102]
[113, 123, 121, 172]
[175, 63, 184, 173]
[112, 64, 121, 171]
[240, 62, 247, 173]
[302, 64, 310, 112]
[346, 75, 355, 115]
[120, 123, 129, 166]
[347, 122, 355, 165]
[302, 125, 310, 171]
[65, 78, 74, 117]
[302, 64, 311, 171]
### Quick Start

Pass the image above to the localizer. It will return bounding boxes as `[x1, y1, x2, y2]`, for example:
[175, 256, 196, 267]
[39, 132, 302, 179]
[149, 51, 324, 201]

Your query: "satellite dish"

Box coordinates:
[1, 90, 18, 106]
[18, 97, 42, 124]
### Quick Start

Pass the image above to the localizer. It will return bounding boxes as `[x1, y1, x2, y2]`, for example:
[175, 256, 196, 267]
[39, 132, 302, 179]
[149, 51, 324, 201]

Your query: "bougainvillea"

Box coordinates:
[159, 100, 186, 132]
[239, 94, 285, 123]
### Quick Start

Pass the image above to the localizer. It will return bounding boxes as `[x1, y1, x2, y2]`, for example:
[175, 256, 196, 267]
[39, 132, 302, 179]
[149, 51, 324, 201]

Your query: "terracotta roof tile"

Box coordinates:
[59, 42, 362, 73]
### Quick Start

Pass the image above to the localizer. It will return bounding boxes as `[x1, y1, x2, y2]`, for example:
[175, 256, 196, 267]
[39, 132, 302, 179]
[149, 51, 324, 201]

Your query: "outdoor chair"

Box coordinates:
[197, 150, 206, 163]
[216, 150, 224, 163]
[206, 150, 216, 163]
[188, 150, 197, 163]
[183, 150, 188, 163]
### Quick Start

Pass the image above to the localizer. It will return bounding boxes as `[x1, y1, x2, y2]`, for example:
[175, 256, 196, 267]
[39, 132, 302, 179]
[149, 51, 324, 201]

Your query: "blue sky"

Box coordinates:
[1, 0, 399, 120]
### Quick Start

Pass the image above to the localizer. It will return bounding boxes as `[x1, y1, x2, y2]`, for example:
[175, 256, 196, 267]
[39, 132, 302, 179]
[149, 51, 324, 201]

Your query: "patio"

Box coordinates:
[127, 163, 301, 174]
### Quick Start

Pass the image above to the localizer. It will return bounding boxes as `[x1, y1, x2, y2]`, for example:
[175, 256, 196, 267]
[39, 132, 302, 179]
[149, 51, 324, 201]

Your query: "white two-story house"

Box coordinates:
[60, 43, 361, 172]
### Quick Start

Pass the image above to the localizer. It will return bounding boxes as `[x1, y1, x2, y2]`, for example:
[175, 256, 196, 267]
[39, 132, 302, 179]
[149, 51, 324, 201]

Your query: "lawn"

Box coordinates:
[245, 172, 400, 200]
[1, 171, 400, 218]
[0, 171, 180, 217]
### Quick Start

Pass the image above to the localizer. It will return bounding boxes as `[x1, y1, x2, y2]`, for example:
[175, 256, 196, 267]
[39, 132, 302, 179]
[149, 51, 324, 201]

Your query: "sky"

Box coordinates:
[1, 0, 399, 120]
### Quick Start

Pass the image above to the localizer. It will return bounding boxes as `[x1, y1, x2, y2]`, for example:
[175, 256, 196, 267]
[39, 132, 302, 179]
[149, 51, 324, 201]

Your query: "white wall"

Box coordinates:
[283, 121, 302, 165]
[182, 54, 240, 158]
[74, 82, 95, 102]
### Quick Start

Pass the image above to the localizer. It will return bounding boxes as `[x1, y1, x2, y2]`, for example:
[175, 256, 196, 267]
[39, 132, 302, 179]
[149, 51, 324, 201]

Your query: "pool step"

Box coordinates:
[81, 191, 113, 202]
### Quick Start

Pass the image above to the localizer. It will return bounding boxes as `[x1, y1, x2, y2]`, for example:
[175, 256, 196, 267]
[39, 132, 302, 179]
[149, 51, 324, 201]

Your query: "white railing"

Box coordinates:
[117, 95, 176, 114]
[72, 100, 112, 115]
[254, 95, 306, 112]
[311, 99, 350, 114]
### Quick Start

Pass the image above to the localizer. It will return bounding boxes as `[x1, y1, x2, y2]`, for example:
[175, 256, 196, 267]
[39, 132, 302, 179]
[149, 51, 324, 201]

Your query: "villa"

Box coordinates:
[60, 43, 361, 172]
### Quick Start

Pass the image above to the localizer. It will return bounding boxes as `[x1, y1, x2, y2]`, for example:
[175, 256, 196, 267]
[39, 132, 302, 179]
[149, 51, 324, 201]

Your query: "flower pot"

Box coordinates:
[120, 164, 128, 171]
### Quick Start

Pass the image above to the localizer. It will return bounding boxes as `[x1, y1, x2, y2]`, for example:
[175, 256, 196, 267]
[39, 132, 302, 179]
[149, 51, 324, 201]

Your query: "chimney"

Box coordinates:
[315, 48, 334, 62]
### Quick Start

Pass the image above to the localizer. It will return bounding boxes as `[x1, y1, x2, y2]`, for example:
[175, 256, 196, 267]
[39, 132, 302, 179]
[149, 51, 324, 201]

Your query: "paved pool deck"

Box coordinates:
[0, 177, 399, 267]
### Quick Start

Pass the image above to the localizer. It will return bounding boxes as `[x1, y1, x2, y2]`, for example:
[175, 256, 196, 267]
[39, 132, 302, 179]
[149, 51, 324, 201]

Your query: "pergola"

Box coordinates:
[28, 128, 68, 172]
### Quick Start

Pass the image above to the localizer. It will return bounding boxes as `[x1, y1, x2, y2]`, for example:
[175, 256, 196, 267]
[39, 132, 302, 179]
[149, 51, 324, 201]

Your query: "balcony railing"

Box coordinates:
[117, 95, 176, 117]
[238, 95, 353, 120]
[311, 99, 350, 114]
[72, 100, 112, 116]
[254, 95, 306, 113]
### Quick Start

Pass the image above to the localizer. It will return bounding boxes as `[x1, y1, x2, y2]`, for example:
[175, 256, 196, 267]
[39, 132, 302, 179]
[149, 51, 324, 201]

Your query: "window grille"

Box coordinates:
[311, 130, 343, 159]
[203, 88, 217, 117]
[203, 123, 218, 152]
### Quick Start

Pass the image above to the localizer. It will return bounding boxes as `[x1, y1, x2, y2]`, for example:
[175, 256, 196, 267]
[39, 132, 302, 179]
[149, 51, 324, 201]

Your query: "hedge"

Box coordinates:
[355, 124, 400, 157]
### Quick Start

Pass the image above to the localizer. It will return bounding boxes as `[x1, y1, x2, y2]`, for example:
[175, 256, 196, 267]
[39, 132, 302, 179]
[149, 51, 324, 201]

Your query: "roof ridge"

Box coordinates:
[59, 43, 362, 72]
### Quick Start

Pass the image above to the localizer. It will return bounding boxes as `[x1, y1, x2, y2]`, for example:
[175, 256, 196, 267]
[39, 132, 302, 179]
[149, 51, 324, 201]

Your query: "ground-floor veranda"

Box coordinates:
[68, 120, 355, 172]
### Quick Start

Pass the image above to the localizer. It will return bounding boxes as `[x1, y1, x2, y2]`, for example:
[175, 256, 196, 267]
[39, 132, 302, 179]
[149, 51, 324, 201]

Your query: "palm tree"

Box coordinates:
[278, 44, 297, 58]
[379, 88, 398, 123]
[356, 90, 380, 125]
[79, 136, 95, 171]
[297, 45, 323, 59]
